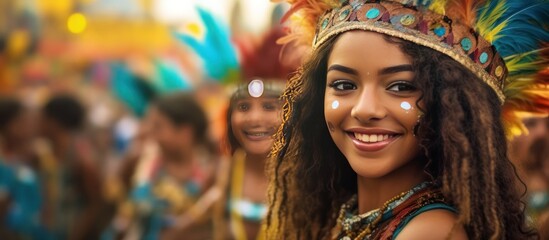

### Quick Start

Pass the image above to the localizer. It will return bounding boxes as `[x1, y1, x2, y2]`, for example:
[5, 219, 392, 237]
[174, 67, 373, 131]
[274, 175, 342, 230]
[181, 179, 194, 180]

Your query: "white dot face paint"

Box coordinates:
[400, 101, 413, 113]
[331, 100, 339, 109]
[400, 101, 412, 111]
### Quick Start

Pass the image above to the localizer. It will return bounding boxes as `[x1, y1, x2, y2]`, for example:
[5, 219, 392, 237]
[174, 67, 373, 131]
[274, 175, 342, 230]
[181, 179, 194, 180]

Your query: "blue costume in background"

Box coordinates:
[0, 157, 48, 239]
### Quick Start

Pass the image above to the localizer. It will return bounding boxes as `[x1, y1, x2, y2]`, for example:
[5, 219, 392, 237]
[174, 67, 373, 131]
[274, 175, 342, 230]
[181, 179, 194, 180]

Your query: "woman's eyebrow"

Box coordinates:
[327, 64, 413, 76]
[327, 64, 358, 75]
[379, 64, 413, 75]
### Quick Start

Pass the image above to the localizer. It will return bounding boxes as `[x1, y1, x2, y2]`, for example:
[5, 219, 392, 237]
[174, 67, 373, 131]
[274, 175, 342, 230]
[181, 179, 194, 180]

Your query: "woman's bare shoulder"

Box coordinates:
[395, 209, 468, 240]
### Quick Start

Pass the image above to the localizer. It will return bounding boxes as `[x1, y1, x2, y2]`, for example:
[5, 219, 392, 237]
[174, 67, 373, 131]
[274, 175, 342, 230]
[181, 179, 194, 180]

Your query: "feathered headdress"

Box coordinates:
[278, 0, 549, 138]
[174, 7, 241, 85]
[173, 7, 295, 98]
[230, 28, 297, 100]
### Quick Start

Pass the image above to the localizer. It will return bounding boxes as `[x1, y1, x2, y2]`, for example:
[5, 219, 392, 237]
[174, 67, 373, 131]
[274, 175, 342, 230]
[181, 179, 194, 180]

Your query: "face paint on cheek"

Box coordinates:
[327, 122, 336, 132]
[400, 101, 413, 113]
[331, 100, 339, 109]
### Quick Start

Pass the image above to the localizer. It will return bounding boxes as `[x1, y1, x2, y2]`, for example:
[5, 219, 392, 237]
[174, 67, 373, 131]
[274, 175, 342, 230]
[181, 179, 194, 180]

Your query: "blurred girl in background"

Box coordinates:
[214, 28, 296, 240]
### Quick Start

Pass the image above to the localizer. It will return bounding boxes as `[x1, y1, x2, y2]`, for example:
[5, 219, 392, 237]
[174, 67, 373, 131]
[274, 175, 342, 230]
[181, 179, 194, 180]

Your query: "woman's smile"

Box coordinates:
[242, 129, 275, 141]
[346, 128, 401, 152]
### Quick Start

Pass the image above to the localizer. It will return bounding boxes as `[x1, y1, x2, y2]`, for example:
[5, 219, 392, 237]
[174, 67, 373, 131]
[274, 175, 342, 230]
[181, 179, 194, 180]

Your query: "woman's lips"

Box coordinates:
[346, 130, 400, 152]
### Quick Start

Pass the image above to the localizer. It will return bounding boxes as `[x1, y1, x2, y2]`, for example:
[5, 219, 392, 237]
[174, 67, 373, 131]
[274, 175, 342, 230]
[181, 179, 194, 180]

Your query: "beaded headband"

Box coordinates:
[277, 0, 549, 137]
[313, 0, 506, 101]
[231, 79, 286, 100]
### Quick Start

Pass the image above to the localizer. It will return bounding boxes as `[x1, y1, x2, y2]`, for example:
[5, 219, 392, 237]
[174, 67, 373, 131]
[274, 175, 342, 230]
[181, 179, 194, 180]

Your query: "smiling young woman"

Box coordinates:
[220, 82, 284, 240]
[230, 94, 282, 159]
[265, 0, 549, 239]
[213, 28, 296, 240]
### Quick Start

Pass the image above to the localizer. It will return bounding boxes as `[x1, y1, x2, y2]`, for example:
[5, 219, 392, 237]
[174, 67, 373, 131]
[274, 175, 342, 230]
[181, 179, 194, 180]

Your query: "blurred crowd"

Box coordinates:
[0, 89, 224, 240]
[0, 1, 291, 240]
[0, 0, 548, 240]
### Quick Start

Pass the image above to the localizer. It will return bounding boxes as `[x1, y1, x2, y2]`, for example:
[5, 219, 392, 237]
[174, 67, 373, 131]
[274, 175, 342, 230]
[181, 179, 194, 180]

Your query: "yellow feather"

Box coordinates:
[429, 0, 448, 15]
[510, 124, 526, 137]
[486, 20, 508, 42]
[503, 50, 545, 75]
[476, 0, 507, 43]
[505, 77, 535, 89]
[505, 110, 548, 139]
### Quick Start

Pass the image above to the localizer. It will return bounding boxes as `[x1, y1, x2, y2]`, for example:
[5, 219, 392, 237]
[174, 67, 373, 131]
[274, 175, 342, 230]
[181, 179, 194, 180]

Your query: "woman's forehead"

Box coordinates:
[328, 31, 412, 72]
[233, 96, 281, 103]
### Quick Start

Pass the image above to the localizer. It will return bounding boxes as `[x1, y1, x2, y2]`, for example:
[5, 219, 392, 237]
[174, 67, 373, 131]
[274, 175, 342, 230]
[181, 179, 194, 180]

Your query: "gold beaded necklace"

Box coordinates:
[336, 182, 432, 240]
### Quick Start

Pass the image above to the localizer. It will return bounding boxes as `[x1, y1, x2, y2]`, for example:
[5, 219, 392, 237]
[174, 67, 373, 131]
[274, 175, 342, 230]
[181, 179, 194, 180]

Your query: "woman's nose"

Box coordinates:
[350, 87, 387, 123]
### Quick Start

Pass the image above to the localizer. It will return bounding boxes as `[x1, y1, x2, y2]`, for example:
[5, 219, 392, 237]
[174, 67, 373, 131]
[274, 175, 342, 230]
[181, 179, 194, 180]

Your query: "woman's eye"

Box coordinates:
[328, 80, 357, 91]
[387, 81, 417, 92]
[263, 103, 277, 111]
[237, 103, 250, 111]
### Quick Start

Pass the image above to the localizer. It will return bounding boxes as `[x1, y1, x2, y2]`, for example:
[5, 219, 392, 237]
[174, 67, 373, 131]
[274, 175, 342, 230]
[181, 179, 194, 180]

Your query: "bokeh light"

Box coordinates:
[67, 12, 87, 34]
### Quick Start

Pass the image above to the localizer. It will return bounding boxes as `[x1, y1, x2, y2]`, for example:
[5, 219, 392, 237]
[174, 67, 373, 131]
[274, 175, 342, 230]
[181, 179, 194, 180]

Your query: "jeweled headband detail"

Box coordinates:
[232, 79, 286, 100]
[313, 0, 506, 101]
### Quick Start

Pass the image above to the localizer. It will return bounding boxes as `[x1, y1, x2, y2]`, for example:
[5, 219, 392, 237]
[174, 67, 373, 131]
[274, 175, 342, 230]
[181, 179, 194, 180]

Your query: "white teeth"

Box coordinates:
[248, 132, 267, 137]
[354, 133, 392, 143]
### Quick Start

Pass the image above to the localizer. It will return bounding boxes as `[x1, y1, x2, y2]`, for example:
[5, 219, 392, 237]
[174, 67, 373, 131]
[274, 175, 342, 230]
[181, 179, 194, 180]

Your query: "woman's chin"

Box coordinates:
[242, 145, 271, 157]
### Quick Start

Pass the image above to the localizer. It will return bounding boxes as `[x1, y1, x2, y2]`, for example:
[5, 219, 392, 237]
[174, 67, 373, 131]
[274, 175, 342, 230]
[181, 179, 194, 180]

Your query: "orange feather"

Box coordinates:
[447, 0, 486, 26]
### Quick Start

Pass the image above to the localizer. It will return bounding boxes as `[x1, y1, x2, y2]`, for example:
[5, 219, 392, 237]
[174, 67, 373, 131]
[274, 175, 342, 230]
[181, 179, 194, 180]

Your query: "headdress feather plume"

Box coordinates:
[446, 0, 485, 25]
[173, 7, 240, 84]
[275, 0, 341, 46]
[475, 0, 507, 42]
[481, 0, 549, 137]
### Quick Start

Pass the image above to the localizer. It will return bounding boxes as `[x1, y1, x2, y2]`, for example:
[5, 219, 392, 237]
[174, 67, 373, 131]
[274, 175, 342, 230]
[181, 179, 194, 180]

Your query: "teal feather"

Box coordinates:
[110, 63, 156, 117]
[154, 60, 191, 92]
[477, 0, 549, 58]
[475, 0, 549, 78]
[173, 7, 240, 84]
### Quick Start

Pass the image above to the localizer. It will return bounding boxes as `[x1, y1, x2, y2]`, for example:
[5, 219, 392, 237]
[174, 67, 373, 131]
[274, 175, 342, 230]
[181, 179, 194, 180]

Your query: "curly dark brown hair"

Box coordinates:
[265, 34, 537, 239]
